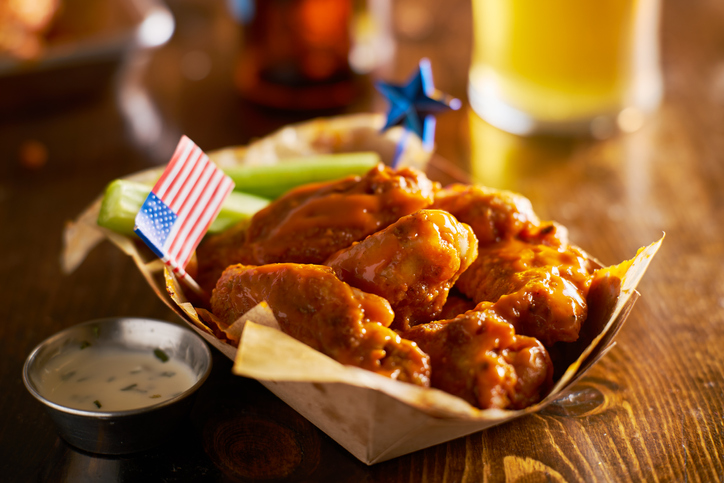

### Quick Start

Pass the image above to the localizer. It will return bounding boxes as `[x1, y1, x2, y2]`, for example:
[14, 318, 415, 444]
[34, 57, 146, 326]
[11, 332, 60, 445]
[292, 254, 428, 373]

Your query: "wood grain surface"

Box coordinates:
[1, 0, 722, 481]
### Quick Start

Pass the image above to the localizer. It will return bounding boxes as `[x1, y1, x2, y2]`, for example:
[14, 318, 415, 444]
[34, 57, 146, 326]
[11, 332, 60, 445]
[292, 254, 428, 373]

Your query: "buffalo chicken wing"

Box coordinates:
[433, 183, 595, 346]
[195, 164, 437, 292]
[402, 303, 554, 410]
[210, 263, 431, 386]
[458, 238, 593, 346]
[325, 209, 478, 331]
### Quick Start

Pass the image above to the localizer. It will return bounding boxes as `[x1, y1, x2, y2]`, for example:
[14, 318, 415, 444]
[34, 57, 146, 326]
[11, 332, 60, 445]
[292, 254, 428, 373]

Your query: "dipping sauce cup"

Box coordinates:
[23, 317, 212, 455]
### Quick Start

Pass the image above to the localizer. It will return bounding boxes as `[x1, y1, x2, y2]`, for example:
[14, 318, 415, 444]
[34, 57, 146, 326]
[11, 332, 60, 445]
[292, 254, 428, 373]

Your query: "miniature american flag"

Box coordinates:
[134, 135, 234, 285]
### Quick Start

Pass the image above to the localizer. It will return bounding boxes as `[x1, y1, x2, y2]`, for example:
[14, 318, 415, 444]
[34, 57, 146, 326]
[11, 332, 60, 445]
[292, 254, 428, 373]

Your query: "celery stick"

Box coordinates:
[97, 152, 377, 237]
[97, 179, 270, 236]
[97, 179, 151, 236]
[222, 152, 380, 199]
[208, 190, 269, 233]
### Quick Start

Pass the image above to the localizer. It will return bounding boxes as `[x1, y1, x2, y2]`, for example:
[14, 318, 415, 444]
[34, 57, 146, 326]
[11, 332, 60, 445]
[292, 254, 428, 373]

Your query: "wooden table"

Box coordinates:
[2, 0, 722, 481]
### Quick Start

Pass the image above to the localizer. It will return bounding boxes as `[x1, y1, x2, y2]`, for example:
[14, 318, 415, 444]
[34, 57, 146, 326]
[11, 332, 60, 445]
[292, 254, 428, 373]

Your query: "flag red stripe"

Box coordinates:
[167, 152, 212, 216]
[164, 160, 216, 254]
[178, 179, 233, 268]
[154, 136, 193, 196]
[167, 168, 225, 261]
[167, 167, 222, 257]
[163, 146, 204, 209]
[178, 176, 234, 267]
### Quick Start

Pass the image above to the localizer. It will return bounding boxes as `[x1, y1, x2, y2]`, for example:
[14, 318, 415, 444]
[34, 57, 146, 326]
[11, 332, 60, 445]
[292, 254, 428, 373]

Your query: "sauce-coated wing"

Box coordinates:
[195, 164, 437, 292]
[326, 209, 478, 331]
[210, 263, 431, 386]
[193, 220, 248, 295]
[433, 184, 594, 346]
[242, 164, 437, 265]
[402, 303, 554, 410]
[458, 239, 592, 346]
[433, 184, 553, 245]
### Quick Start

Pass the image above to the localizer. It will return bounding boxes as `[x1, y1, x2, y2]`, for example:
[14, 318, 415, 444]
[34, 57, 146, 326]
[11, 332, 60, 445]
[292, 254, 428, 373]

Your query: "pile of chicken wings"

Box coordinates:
[195, 164, 601, 410]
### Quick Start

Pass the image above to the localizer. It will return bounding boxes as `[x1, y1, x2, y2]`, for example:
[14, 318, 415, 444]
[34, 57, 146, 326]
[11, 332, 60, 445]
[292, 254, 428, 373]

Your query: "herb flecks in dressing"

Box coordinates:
[39, 346, 196, 411]
[154, 349, 169, 362]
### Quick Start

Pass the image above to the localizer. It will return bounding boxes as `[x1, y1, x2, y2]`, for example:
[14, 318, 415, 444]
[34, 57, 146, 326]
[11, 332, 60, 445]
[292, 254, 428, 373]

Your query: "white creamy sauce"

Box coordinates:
[38, 346, 197, 411]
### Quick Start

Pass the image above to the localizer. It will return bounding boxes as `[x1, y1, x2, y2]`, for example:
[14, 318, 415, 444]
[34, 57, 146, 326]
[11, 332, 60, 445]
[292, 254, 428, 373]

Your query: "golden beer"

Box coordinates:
[468, 0, 662, 136]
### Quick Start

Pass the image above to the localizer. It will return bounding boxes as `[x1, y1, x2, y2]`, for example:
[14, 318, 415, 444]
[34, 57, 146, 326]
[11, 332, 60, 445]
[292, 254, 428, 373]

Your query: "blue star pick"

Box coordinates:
[376, 58, 461, 165]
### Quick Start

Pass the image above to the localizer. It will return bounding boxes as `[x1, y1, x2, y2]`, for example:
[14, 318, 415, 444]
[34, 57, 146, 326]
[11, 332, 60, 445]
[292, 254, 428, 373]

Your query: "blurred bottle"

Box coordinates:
[231, 0, 359, 110]
[468, 0, 663, 138]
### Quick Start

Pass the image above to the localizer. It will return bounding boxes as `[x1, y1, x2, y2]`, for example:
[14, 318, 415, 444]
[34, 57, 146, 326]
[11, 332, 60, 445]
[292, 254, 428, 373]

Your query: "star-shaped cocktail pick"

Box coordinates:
[376, 58, 461, 167]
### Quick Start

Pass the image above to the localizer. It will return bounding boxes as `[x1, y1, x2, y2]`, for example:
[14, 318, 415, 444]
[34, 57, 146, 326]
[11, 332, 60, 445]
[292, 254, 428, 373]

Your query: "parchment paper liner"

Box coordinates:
[63, 113, 663, 465]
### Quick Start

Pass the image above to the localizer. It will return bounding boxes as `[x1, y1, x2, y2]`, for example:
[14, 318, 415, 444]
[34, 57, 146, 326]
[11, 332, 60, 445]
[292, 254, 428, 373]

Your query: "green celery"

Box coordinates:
[97, 179, 270, 236]
[222, 152, 380, 199]
[97, 152, 380, 237]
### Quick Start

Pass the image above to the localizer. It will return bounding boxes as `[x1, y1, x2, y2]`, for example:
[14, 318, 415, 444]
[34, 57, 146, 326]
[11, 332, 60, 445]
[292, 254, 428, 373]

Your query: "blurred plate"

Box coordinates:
[0, 0, 173, 112]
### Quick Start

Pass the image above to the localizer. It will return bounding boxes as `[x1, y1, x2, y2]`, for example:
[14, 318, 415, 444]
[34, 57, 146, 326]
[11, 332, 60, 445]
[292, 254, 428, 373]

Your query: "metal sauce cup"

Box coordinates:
[23, 317, 212, 455]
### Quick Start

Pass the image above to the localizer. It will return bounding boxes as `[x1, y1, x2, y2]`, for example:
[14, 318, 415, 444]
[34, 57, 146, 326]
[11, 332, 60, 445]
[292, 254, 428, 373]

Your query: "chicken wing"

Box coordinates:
[458, 236, 592, 347]
[210, 263, 431, 386]
[432, 183, 565, 245]
[243, 164, 437, 263]
[193, 220, 248, 295]
[432, 184, 594, 345]
[402, 302, 554, 410]
[195, 164, 438, 292]
[325, 209, 478, 331]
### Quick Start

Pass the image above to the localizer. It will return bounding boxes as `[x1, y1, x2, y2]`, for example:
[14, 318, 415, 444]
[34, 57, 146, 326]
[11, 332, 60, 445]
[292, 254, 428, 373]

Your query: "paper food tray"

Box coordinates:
[63, 113, 663, 464]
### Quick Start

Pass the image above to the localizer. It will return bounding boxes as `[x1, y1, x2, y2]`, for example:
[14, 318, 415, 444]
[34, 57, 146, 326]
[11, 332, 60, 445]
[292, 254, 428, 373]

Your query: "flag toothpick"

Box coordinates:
[134, 135, 235, 298]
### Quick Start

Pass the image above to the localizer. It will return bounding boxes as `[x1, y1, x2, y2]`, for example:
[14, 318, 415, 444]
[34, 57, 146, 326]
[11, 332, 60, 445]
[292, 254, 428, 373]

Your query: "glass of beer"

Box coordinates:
[468, 0, 663, 138]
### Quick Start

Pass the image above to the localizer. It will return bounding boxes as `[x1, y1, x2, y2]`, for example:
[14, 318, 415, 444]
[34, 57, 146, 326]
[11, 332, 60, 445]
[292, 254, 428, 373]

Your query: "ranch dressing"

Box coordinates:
[38, 345, 197, 411]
